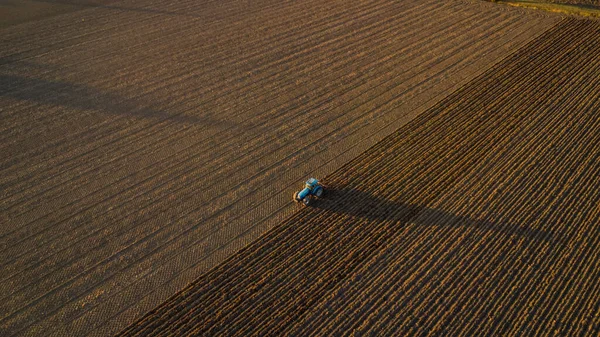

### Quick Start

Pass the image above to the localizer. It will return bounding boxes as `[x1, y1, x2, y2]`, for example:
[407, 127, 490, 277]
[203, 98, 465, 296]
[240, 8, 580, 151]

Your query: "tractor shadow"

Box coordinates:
[311, 185, 555, 244]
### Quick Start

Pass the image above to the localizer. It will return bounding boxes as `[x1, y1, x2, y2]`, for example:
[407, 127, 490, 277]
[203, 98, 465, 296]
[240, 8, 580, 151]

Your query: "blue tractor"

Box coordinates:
[293, 178, 324, 206]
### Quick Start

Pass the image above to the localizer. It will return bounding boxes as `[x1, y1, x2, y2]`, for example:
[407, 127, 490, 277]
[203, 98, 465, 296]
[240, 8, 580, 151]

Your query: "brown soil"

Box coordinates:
[0, 0, 561, 336]
[0, 1, 120, 28]
[546, 0, 599, 7]
[120, 18, 600, 337]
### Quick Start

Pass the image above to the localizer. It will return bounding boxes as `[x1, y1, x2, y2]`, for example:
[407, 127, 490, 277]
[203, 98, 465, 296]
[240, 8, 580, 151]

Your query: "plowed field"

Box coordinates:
[0, 0, 562, 336]
[120, 18, 600, 336]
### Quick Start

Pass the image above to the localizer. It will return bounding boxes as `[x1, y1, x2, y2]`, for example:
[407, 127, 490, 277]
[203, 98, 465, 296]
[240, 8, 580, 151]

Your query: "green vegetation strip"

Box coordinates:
[491, 0, 600, 17]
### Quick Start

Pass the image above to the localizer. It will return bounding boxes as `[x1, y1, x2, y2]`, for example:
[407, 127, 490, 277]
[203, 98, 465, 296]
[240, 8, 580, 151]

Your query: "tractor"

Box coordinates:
[293, 178, 324, 206]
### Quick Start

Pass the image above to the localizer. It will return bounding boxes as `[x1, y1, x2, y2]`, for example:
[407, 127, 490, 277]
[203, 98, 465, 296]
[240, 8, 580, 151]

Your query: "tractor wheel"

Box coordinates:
[314, 187, 323, 198]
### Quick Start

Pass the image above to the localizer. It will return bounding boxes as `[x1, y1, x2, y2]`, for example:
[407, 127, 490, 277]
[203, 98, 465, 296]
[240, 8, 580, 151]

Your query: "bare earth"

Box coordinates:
[122, 18, 600, 336]
[0, 0, 120, 29]
[0, 0, 561, 336]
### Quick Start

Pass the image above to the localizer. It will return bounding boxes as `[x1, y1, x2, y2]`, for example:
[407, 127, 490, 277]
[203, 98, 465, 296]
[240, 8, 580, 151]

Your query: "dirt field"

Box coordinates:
[543, 0, 599, 6]
[1, 0, 562, 336]
[0, 1, 123, 29]
[120, 18, 600, 336]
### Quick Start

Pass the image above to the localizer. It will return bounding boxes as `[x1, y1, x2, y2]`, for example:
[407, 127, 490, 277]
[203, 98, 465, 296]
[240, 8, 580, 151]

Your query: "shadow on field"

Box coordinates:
[311, 185, 555, 244]
[0, 74, 234, 127]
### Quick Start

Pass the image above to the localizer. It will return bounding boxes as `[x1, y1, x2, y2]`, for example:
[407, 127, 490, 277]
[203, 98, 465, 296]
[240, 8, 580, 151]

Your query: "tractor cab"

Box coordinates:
[305, 178, 319, 191]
